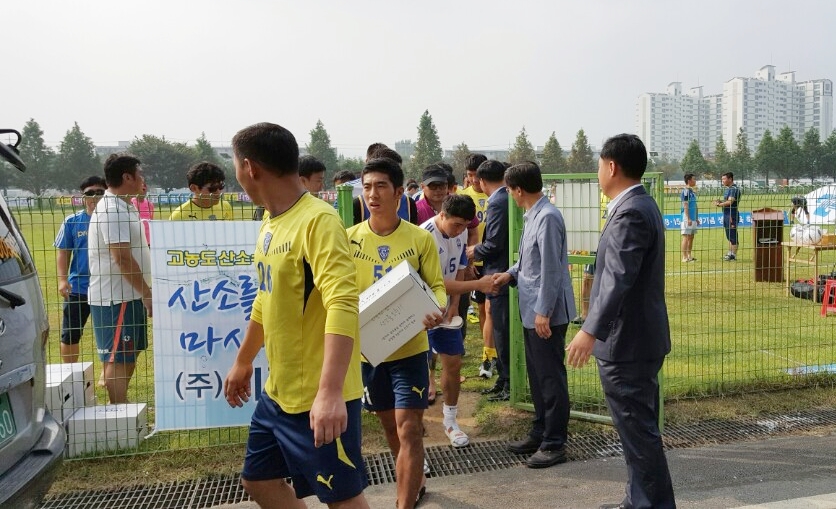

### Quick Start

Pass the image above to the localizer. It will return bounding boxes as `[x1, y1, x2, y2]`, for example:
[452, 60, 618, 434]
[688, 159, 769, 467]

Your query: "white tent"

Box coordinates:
[803, 185, 836, 225]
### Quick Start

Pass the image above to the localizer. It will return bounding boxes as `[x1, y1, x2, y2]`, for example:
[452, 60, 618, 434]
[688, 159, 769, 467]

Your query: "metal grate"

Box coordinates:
[40, 408, 836, 509]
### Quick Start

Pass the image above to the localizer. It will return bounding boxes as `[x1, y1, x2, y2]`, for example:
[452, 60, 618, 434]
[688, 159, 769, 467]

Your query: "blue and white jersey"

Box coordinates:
[420, 217, 468, 281]
[54, 209, 92, 295]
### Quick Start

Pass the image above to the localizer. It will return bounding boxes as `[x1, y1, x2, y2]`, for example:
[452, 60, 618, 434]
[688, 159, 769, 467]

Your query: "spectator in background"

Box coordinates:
[88, 154, 152, 404]
[299, 155, 327, 195]
[169, 162, 232, 220]
[680, 173, 698, 262]
[333, 170, 357, 187]
[406, 180, 420, 198]
[54, 175, 107, 363]
[131, 182, 154, 246]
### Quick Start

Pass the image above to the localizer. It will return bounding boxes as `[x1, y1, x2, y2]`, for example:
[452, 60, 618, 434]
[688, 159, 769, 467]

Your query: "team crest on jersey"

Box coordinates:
[262, 232, 273, 253]
[456, 238, 462, 249]
[479, 199, 486, 208]
[378, 245, 390, 261]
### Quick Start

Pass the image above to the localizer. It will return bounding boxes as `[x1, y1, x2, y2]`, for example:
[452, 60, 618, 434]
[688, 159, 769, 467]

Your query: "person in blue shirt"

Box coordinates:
[680, 173, 699, 262]
[714, 172, 741, 261]
[54, 175, 107, 362]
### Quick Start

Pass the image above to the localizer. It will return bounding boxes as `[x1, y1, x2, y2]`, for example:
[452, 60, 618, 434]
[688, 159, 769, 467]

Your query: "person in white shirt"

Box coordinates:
[88, 153, 152, 404]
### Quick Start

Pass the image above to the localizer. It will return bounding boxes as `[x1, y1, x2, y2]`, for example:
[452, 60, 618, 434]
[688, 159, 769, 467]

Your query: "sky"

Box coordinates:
[4, 0, 836, 158]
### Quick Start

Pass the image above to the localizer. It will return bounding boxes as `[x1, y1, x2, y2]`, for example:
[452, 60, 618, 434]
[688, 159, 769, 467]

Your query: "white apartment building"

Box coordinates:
[637, 66, 833, 160]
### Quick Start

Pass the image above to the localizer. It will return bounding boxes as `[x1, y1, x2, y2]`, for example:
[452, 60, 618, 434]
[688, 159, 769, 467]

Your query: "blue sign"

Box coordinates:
[663, 211, 788, 230]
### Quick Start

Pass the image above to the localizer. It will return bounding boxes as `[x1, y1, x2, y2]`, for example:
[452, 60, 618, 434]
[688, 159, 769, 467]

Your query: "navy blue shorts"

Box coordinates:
[241, 396, 367, 503]
[61, 293, 91, 345]
[723, 214, 739, 245]
[91, 300, 148, 363]
[361, 352, 429, 412]
[428, 327, 465, 356]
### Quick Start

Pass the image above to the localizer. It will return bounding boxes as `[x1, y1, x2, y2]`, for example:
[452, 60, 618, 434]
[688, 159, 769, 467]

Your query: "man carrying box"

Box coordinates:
[347, 156, 446, 509]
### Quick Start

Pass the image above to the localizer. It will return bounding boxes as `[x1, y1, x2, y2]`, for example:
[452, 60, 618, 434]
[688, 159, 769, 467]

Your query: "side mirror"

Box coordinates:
[0, 129, 26, 172]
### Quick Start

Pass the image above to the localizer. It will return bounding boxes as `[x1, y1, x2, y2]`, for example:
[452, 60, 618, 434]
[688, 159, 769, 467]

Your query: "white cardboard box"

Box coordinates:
[46, 362, 95, 407]
[359, 261, 441, 366]
[66, 403, 147, 457]
[45, 369, 74, 423]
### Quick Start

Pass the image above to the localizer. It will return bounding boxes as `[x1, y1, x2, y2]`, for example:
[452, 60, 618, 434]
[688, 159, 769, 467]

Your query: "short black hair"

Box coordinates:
[232, 122, 299, 177]
[599, 134, 647, 180]
[80, 175, 106, 191]
[187, 161, 225, 187]
[442, 194, 476, 221]
[683, 173, 695, 183]
[406, 182, 419, 191]
[465, 153, 487, 172]
[362, 157, 404, 189]
[369, 146, 403, 165]
[298, 155, 327, 178]
[721, 172, 734, 179]
[504, 161, 542, 193]
[333, 170, 356, 185]
[103, 153, 141, 188]
[475, 160, 506, 183]
[366, 142, 388, 160]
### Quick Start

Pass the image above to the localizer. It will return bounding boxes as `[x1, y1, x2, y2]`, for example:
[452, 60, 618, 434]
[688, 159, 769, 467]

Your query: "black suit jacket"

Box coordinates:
[473, 186, 509, 277]
[585, 186, 670, 362]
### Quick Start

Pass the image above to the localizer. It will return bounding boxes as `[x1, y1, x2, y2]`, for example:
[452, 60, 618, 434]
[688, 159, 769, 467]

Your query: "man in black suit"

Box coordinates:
[466, 160, 511, 401]
[566, 134, 675, 509]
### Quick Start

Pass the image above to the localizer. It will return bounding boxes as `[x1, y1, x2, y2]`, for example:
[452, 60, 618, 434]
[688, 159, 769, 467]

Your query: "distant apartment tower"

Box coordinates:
[637, 66, 833, 160]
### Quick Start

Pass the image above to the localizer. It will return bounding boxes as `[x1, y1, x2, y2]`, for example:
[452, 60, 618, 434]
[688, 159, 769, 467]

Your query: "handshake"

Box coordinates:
[473, 272, 513, 296]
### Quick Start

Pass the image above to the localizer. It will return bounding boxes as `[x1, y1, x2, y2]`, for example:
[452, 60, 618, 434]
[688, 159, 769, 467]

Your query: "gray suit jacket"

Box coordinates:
[585, 186, 671, 362]
[508, 196, 575, 329]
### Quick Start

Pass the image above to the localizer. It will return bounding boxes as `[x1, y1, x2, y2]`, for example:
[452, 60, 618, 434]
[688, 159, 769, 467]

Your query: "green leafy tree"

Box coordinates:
[540, 131, 565, 174]
[648, 154, 680, 181]
[733, 128, 753, 180]
[509, 127, 536, 165]
[713, 135, 732, 177]
[774, 125, 801, 181]
[194, 132, 221, 165]
[755, 130, 780, 185]
[306, 120, 339, 183]
[800, 127, 822, 180]
[128, 135, 197, 192]
[680, 140, 709, 176]
[821, 130, 836, 180]
[15, 118, 55, 195]
[451, 142, 470, 178]
[411, 110, 443, 176]
[566, 129, 595, 173]
[55, 122, 100, 192]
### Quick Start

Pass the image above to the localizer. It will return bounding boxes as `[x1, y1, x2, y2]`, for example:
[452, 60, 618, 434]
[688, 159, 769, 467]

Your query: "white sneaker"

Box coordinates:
[479, 359, 493, 378]
[444, 423, 470, 448]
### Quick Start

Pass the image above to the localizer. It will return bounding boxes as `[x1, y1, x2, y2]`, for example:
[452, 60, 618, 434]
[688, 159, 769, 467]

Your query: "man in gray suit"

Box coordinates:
[493, 162, 575, 469]
[566, 134, 675, 509]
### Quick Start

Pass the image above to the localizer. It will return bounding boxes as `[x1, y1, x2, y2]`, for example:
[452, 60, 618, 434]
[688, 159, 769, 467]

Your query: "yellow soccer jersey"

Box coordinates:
[169, 199, 233, 221]
[459, 186, 489, 267]
[250, 193, 363, 413]
[346, 220, 447, 362]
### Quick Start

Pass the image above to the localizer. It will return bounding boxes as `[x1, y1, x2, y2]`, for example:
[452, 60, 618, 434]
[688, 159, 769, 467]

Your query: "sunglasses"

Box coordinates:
[204, 183, 225, 193]
[83, 189, 105, 197]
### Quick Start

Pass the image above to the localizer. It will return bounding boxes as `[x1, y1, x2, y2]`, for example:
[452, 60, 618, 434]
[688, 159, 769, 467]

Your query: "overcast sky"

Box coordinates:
[4, 0, 836, 158]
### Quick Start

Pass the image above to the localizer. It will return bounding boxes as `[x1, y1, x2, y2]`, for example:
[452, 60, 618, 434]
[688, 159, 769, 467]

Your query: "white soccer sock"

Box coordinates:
[443, 404, 458, 428]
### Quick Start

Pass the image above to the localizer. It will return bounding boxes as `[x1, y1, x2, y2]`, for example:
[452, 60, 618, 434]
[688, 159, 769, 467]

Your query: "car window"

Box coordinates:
[0, 204, 34, 281]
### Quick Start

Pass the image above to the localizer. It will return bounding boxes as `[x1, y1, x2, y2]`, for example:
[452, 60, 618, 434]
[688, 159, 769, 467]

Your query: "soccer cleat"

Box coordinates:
[479, 359, 493, 378]
[723, 253, 736, 261]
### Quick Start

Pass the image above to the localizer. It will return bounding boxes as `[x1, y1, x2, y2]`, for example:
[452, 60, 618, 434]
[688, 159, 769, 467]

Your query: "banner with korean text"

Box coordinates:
[150, 220, 268, 430]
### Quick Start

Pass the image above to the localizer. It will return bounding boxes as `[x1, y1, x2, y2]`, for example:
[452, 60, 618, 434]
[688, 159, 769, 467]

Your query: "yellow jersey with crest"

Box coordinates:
[346, 219, 447, 362]
[458, 186, 488, 266]
[251, 193, 362, 413]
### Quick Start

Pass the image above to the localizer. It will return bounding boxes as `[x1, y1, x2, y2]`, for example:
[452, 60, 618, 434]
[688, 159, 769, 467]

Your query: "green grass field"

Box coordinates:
[14, 189, 836, 457]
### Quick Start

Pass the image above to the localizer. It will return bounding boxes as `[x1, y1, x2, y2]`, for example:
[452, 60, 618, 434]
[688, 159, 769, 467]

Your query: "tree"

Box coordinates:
[194, 132, 221, 165]
[336, 155, 364, 177]
[713, 135, 732, 177]
[733, 128, 753, 180]
[508, 127, 536, 165]
[680, 140, 709, 176]
[451, 142, 470, 178]
[306, 120, 339, 183]
[15, 118, 55, 195]
[128, 135, 197, 192]
[755, 130, 780, 185]
[800, 128, 822, 180]
[566, 129, 595, 173]
[821, 130, 836, 181]
[540, 131, 565, 174]
[774, 125, 801, 181]
[54, 122, 100, 192]
[411, 110, 443, 177]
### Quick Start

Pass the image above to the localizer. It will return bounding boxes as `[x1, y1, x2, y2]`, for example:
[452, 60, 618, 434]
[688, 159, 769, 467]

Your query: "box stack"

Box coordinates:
[46, 362, 95, 414]
[66, 403, 148, 458]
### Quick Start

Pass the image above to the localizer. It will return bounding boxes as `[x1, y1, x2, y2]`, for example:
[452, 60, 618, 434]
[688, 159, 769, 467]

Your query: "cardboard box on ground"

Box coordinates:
[359, 261, 441, 366]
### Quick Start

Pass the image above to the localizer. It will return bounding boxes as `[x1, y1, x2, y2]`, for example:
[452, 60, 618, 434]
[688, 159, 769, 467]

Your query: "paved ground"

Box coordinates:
[209, 429, 836, 509]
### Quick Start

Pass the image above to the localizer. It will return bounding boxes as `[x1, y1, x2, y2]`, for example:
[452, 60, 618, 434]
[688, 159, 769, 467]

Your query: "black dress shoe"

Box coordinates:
[480, 381, 504, 395]
[487, 388, 510, 402]
[526, 447, 567, 468]
[507, 436, 541, 455]
[598, 503, 628, 509]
